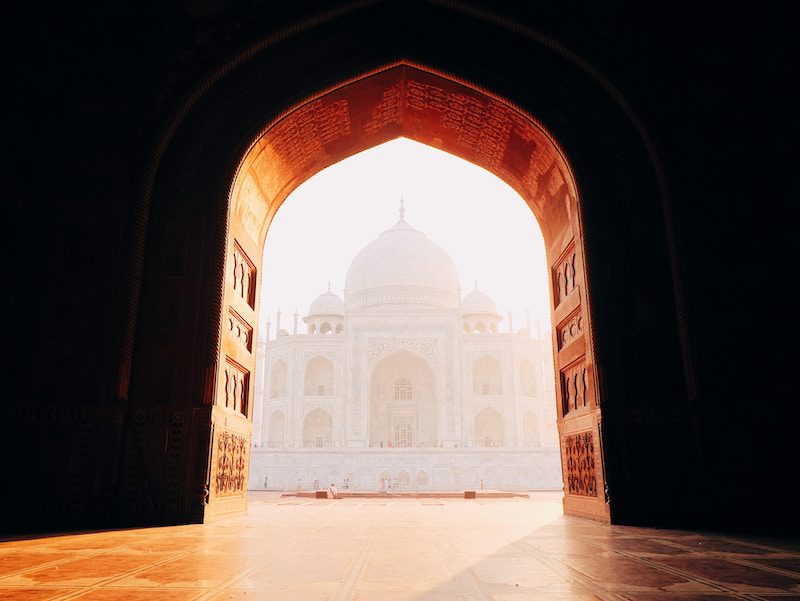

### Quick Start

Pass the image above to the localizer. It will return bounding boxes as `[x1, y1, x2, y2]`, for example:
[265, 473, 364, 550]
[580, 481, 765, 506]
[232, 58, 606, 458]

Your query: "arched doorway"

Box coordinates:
[369, 349, 437, 448]
[473, 355, 503, 396]
[474, 407, 505, 447]
[303, 355, 334, 396]
[268, 410, 285, 448]
[126, 12, 693, 526]
[303, 408, 333, 448]
[209, 63, 605, 521]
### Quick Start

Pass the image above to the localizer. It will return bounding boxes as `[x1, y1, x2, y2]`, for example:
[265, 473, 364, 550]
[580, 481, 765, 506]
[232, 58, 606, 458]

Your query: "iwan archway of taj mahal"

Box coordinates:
[6, 13, 696, 532]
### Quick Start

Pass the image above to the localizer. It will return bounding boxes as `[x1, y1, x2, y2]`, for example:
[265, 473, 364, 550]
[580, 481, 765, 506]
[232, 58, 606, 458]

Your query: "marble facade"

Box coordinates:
[249, 209, 562, 491]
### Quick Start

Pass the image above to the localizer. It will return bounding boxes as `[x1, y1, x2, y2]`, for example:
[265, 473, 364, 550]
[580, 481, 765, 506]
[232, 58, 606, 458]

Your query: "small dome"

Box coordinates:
[461, 288, 499, 315]
[307, 290, 344, 317]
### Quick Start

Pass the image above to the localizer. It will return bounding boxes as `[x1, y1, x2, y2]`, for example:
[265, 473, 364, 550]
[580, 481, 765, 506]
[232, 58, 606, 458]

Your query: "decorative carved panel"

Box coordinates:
[235, 174, 269, 243]
[223, 358, 250, 415]
[348, 286, 458, 310]
[256, 98, 353, 191]
[565, 432, 597, 497]
[123, 410, 185, 518]
[231, 241, 256, 309]
[561, 358, 588, 414]
[227, 308, 253, 352]
[407, 79, 515, 172]
[554, 243, 578, 305]
[557, 309, 584, 349]
[365, 81, 403, 133]
[214, 430, 248, 497]
[367, 337, 440, 367]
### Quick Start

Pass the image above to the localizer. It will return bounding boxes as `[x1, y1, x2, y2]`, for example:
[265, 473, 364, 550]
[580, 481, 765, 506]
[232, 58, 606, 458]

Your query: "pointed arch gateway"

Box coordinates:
[117, 57, 615, 525]
[209, 63, 607, 521]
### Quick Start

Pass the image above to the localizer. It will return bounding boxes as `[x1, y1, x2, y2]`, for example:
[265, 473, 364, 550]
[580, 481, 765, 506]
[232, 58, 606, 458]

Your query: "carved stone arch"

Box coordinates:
[369, 348, 437, 448]
[304, 355, 334, 396]
[268, 410, 285, 446]
[269, 359, 288, 398]
[367, 337, 441, 368]
[302, 407, 333, 448]
[397, 470, 411, 487]
[474, 407, 505, 447]
[121, 3, 699, 526]
[473, 355, 503, 396]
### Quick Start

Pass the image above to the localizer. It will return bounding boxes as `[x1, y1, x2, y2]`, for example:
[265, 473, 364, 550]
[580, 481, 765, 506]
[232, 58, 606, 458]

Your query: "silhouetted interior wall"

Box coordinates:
[1, 2, 794, 534]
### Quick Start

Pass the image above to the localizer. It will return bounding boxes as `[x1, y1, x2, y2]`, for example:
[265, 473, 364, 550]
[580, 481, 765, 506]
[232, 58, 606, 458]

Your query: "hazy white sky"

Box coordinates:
[259, 138, 551, 338]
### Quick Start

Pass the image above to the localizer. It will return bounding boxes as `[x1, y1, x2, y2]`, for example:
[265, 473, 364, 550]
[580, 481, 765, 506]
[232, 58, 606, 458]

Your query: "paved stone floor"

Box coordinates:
[2, 492, 800, 600]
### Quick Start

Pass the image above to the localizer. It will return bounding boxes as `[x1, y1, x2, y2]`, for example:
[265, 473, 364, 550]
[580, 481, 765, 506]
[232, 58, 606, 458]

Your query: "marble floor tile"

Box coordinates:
[0, 493, 797, 600]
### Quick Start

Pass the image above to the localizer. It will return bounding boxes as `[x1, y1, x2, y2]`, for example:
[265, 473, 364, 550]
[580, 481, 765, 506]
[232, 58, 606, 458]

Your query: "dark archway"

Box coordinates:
[5, 3, 703, 532]
[129, 23, 690, 525]
[214, 62, 610, 520]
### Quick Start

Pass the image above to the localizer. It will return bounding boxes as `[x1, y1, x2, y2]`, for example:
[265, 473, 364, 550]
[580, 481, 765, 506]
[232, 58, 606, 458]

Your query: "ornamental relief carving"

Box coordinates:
[227, 309, 253, 352]
[231, 242, 256, 309]
[348, 286, 458, 309]
[406, 79, 515, 173]
[258, 98, 353, 192]
[353, 322, 455, 438]
[124, 410, 185, 517]
[469, 349, 504, 362]
[302, 350, 338, 363]
[299, 401, 336, 416]
[565, 432, 597, 497]
[561, 358, 588, 415]
[557, 310, 583, 350]
[367, 337, 440, 367]
[214, 430, 248, 497]
[223, 359, 249, 416]
[554, 244, 578, 306]
[365, 81, 402, 134]
[234, 173, 269, 243]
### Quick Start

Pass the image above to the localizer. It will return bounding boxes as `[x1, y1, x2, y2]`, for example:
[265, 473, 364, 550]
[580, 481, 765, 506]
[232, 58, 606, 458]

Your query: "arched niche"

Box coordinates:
[304, 355, 334, 396]
[131, 34, 693, 525]
[475, 408, 505, 447]
[473, 355, 503, 396]
[303, 408, 333, 448]
[268, 410, 285, 447]
[217, 63, 603, 520]
[269, 359, 287, 398]
[369, 349, 436, 448]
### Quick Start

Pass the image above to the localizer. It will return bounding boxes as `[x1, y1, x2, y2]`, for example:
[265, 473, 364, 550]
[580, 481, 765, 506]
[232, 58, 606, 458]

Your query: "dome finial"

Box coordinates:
[399, 194, 405, 220]
[474, 280, 478, 291]
[327, 281, 331, 293]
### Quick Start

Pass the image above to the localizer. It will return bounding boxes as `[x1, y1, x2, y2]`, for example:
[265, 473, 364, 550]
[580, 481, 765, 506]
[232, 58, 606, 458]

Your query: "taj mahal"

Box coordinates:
[249, 203, 563, 492]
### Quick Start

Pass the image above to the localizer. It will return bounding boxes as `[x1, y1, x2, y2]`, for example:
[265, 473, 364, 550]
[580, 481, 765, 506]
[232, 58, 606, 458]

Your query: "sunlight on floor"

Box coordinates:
[1, 495, 799, 600]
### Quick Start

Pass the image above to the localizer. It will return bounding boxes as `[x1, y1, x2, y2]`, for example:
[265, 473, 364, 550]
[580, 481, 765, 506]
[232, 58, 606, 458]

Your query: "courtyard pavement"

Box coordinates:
[1, 492, 800, 600]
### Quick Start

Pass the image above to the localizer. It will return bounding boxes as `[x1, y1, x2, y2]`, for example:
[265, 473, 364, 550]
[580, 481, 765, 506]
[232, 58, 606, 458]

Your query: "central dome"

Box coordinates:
[345, 215, 461, 310]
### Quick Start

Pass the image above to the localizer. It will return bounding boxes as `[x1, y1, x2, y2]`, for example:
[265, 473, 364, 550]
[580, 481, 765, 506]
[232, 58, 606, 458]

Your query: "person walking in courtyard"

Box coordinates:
[328, 482, 340, 499]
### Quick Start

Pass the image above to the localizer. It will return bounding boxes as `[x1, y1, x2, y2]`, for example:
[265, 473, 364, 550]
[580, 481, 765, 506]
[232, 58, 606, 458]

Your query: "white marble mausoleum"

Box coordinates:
[249, 204, 563, 491]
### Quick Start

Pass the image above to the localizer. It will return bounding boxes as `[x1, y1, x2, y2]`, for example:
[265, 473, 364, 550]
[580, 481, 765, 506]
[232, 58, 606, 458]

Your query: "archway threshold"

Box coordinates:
[2, 497, 796, 598]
